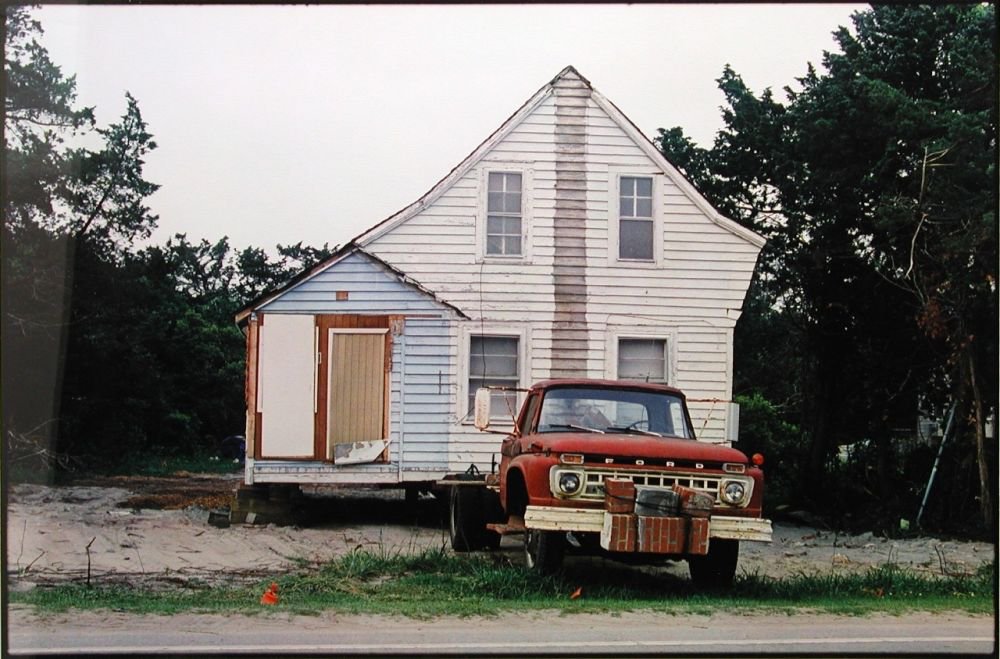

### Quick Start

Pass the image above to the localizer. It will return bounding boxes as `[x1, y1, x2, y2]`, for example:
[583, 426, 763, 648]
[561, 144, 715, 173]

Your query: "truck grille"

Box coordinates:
[579, 469, 722, 504]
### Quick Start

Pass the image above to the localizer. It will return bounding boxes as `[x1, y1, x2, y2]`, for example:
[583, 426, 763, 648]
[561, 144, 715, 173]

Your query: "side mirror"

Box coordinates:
[473, 388, 491, 430]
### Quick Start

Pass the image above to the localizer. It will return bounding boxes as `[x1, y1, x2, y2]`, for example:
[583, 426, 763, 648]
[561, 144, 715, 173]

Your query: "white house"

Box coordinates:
[235, 66, 765, 487]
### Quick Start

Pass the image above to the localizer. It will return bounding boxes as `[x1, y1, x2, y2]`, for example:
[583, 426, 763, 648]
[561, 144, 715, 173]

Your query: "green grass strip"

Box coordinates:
[10, 548, 994, 618]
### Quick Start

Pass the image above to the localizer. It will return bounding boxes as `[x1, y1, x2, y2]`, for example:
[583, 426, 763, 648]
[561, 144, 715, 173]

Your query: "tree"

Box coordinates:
[3, 6, 160, 473]
[657, 5, 996, 532]
[4, 6, 94, 473]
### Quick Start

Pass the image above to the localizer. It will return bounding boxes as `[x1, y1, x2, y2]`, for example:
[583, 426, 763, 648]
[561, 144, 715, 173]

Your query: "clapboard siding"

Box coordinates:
[260, 252, 455, 315]
[398, 317, 455, 470]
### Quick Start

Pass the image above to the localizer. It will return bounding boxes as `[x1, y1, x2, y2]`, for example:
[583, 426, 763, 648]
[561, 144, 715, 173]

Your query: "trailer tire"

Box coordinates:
[688, 539, 739, 588]
[449, 486, 489, 552]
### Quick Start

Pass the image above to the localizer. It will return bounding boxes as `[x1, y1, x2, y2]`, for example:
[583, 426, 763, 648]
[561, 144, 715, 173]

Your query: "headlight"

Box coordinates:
[558, 472, 581, 494]
[550, 469, 585, 497]
[721, 480, 747, 505]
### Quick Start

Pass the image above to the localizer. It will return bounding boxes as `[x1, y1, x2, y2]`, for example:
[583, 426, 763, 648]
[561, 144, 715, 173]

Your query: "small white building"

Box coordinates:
[235, 66, 764, 487]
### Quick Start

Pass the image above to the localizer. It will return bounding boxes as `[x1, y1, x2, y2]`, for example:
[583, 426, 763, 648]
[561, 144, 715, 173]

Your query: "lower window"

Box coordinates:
[617, 338, 667, 383]
[468, 335, 519, 418]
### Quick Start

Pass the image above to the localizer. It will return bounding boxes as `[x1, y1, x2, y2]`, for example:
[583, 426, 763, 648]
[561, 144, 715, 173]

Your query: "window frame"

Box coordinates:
[477, 165, 533, 262]
[605, 327, 676, 386]
[608, 169, 662, 266]
[458, 323, 530, 426]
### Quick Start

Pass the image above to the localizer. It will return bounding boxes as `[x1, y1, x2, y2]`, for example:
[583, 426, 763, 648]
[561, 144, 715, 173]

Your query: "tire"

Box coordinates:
[524, 528, 565, 574]
[688, 539, 739, 588]
[449, 486, 496, 552]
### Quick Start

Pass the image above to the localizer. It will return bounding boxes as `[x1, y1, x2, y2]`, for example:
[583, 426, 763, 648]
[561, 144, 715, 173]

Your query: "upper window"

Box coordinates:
[618, 176, 654, 261]
[617, 338, 667, 383]
[468, 335, 520, 418]
[486, 172, 522, 256]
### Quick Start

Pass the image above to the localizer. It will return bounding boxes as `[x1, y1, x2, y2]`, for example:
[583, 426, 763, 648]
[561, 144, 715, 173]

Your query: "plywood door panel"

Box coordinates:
[258, 314, 316, 457]
[327, 331, 387, 459]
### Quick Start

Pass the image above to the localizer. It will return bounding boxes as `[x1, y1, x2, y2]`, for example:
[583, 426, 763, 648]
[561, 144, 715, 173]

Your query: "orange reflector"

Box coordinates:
[752, 453, 765, 466]
[560, 453, 584, 465]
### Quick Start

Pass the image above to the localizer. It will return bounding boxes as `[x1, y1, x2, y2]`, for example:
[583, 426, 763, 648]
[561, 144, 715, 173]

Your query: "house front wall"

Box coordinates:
[362, 71, 761, 470]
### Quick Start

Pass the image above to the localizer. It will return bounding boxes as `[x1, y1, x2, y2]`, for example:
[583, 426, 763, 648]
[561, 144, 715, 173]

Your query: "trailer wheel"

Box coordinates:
[524, 529, 564, 574]
[449, 486, 488, 552]
[688, 539, 739, 588]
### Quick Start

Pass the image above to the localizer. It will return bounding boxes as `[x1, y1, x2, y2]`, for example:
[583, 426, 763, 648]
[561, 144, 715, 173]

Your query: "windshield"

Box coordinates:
[536, 386, 694, 439]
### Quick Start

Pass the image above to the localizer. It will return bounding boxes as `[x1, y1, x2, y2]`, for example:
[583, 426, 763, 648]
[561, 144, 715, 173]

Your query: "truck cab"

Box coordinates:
[449, 379, 772, 587]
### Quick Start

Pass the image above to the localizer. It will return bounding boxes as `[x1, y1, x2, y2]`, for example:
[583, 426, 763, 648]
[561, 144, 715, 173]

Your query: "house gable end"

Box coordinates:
[245, 249, 466, 320]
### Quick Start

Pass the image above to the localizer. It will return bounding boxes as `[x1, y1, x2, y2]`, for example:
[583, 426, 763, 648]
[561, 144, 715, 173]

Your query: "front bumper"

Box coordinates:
[523, 505, 773, 543]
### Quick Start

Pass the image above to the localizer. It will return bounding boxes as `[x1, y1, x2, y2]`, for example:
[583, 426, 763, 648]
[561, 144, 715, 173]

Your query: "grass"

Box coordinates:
[10, 548, 995, 618]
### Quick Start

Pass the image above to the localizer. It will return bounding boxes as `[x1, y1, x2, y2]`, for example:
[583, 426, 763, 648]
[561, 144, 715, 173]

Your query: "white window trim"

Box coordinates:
[605, 327, 677, 385]
[608, 168, 663, 266]
[457, 323, 530, 426]
[476, 164, 533, 263]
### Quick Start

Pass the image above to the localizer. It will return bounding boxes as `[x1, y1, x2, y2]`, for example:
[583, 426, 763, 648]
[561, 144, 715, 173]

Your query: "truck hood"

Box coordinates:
[529, 433, 749, 465]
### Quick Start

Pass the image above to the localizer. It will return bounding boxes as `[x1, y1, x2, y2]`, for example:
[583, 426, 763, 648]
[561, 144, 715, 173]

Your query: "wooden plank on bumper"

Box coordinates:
[524, 506, 605, 533]
[524, 507, 773, 542]
[709, 515, 773, 542]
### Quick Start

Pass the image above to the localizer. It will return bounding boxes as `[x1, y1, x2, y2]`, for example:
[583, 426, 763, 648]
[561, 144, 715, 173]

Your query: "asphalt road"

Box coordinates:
[7, 608, 995, 655]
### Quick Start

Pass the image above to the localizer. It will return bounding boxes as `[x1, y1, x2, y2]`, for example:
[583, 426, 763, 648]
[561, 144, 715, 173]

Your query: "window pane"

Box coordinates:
[621, 176, 636, 195]
[620, 197, 634, 217]
[488, 172, 504, 192]
[488, 192, 504, 212]
[636, 176, 652, 197]
[487, 215, 503, 234]
[505, 216, 521, 234]
[486, 235, 502, 254]
[506, 172, 522, 190]
[636, 197, 652, 218]
[505, 192, 522, 213]
[618, 338, 666, 382]
[506, 235, 522, 255]
[620, 219, 654, 260]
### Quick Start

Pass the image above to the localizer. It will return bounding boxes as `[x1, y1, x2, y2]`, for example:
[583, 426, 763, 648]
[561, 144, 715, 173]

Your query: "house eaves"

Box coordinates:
[233, 244, 469, 327]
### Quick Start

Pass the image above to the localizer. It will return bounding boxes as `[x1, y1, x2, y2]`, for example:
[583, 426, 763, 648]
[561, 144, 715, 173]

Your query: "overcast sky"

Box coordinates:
[36, 4, 866, 253]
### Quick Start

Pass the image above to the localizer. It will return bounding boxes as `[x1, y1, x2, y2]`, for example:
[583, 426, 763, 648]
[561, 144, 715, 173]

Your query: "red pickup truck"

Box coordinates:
[447, 379, 772, 587]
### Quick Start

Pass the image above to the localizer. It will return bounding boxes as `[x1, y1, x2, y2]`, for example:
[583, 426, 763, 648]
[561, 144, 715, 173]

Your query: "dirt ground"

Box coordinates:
[5, 473, 994, 591]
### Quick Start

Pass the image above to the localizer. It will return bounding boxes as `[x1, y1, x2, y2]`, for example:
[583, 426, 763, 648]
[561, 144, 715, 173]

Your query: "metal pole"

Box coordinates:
[916, 402, 957, 527]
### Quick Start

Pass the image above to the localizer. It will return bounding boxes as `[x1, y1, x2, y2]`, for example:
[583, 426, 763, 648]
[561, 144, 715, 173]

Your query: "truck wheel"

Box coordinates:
[449, 486, 486, 552]
[688, 539, 739, 588]
[524, 529, 564, 574]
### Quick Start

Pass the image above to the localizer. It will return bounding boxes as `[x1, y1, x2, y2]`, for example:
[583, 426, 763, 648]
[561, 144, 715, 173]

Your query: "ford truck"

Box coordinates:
[446, 379, 772, 587]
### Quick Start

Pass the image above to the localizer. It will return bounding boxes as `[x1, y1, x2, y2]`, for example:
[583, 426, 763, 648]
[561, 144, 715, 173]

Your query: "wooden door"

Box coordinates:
[326, 330, 387, 460]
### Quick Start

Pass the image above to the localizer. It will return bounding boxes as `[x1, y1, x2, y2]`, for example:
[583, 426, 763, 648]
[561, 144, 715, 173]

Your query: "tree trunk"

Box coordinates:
[965, 350, 992, 533]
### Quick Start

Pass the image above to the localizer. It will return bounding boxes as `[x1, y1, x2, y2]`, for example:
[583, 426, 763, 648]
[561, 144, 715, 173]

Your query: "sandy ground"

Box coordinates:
[5, 473, 994, 591]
